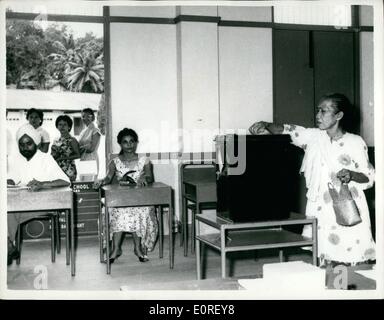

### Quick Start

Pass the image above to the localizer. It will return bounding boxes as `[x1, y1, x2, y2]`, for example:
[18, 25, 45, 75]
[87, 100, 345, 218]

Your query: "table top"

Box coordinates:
[120, 266, 376, 291]
[196, 212, 315, 229]
[7, 187, 73, 212]
[102, 182, 172, 207]
[121, 277, 242, 291]
[183, 179, 216, 186]
[102, 182, 170, 191]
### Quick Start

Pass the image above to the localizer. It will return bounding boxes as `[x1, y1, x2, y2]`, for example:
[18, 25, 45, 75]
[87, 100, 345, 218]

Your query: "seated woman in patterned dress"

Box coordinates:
[94, 128, 158, 263]
[249, 93, 375, 267]
[51, 115, 81, 182]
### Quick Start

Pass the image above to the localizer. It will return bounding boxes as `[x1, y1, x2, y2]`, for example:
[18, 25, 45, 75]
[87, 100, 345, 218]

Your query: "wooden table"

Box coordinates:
[120, 266, 375, 291]
[182, 178, 217, 256]
[102, 182, 174, 274]
[121, 277, 242, 291]
[195, 212, 317, 279]
[7, 187, 75, 276]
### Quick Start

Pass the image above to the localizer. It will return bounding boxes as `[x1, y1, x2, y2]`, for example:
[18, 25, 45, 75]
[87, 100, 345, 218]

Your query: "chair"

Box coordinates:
[180, 163, 217, 254]
[16, 212, 61, 265]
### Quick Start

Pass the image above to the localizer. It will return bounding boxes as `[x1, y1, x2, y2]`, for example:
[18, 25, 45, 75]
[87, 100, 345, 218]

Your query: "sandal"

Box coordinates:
[134, 248, 149, 263]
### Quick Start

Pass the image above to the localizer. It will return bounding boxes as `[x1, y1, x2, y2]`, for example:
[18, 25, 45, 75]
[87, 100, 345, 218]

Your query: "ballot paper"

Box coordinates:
[7, 185, 29, 190]
[263, 261, 326, 289]
[238, 261, 326, 291]
[76, 160, 97, 175]
[354, 269, 376, 281]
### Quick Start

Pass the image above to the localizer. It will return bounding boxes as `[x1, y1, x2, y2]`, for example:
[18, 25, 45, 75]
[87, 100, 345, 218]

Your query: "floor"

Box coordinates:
[7, 232, 314, 291]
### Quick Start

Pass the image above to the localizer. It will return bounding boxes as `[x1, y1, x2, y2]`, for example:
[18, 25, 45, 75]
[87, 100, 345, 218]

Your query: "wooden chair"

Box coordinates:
[16, 212, 61, 264]
[180, 164, 217, 254]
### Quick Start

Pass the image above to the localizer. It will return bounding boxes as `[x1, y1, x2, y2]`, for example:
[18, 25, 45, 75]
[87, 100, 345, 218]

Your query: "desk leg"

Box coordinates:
[65, 210, 70, 266]
[50, 216, 56, 263]
[158, 206, 163, 259]
[279, 226, 284, 262]
[183, 196, 188, 257]
[196, 241, 201, 280]
[105, 205, 111, 275]
[196, 219, 202, 280]
[70, 204, 75, 276]
[313, 219, 318, 266]
[221, 228, 226, 279]
[191, 201, 200, 254]
[98, 191, 103, 263]
[180, 187, 185, 248]
[169, 202, 174, 269]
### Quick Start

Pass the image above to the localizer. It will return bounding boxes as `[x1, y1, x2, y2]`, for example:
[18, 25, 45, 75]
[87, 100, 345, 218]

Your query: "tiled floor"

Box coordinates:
[7, 233, 313, 291]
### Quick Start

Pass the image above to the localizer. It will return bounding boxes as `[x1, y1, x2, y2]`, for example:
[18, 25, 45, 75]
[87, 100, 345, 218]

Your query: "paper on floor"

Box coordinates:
[239, 261, 326, 291]
[354, 269, 376, 281]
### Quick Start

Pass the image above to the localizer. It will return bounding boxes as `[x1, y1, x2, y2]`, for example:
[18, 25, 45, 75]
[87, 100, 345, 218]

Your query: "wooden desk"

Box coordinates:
[7, 187, 75, 276]
[121, 277, 242, 290]
[120, 266, 375, 291]
[102, 182, 174, 274]
[182, 179, 217, 256]
[195, 212, 317, 279]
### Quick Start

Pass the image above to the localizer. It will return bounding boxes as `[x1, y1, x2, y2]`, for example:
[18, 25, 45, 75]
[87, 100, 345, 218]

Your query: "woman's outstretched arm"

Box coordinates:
[249, 121, 284, 135]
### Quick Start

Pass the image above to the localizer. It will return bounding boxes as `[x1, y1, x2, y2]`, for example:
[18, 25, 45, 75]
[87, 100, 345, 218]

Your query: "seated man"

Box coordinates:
[7, 124, 70, 265]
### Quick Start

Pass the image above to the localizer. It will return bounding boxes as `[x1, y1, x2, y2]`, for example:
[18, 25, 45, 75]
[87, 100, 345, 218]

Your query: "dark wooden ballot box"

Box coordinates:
[71, 181, 100, 237]
[215, 134, 305, 223]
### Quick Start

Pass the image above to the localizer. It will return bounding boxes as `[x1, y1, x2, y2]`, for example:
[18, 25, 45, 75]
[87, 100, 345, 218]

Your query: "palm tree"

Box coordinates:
[46, 34, 77, 88]
[65, 52, 104, 93]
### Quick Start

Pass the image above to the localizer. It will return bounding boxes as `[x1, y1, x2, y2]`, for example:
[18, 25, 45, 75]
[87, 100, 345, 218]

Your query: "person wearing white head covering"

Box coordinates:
[7, 124, 70, 264]
[16, 123, 41, 145]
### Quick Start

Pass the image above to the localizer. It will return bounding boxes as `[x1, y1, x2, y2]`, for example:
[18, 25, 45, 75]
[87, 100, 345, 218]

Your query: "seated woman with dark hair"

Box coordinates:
[26, 108, 50, 153]
[94, 128, 158, 263]
[51, 115, 81, 181]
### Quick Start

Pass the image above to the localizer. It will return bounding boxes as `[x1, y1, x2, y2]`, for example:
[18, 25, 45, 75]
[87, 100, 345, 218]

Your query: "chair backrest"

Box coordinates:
[182, 164, 216, 183]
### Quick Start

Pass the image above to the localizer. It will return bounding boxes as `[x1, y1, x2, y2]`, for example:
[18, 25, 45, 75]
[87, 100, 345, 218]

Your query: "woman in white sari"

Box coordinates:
[249, 93, 375, 266]
[78, 108, 101, 175]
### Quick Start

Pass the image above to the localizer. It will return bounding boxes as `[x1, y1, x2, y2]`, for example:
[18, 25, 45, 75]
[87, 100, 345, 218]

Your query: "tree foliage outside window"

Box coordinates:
[6, 17, 104, 93]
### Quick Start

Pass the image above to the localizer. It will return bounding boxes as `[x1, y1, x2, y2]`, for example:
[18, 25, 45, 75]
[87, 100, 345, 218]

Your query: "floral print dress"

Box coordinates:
[283, 125, 375, 265]
[51, 135, 77, 181]
[109, 156, 158, 252]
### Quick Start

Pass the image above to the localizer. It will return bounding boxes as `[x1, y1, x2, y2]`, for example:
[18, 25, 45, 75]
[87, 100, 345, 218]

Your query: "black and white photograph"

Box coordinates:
[0, 0, 383, 302]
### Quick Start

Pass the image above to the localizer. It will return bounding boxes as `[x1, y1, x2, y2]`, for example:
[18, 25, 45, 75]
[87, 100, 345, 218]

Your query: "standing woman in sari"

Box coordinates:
[249, 93, 375, 267]
[78, 108, 101, 175]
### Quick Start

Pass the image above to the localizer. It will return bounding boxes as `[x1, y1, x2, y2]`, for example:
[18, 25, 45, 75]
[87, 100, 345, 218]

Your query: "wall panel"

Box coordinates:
[219, 27, 273, 131]
[110, 23, 178, 154]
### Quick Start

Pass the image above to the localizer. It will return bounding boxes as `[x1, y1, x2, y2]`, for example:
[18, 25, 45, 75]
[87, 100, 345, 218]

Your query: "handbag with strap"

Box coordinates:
[328, 182, 362, 227]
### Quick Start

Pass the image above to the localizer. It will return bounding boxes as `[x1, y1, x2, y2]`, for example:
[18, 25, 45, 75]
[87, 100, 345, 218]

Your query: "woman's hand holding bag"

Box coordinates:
[328, 173, 362, 227]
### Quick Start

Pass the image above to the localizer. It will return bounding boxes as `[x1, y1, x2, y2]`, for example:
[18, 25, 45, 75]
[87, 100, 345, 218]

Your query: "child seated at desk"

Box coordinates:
[93, 128, 158, 263]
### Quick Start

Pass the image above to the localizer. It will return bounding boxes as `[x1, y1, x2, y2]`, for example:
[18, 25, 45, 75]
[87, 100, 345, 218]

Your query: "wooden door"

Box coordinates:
[273, 29, 314, 127]
[313, 31, 355, 106]
[313, 31, 358, 132]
